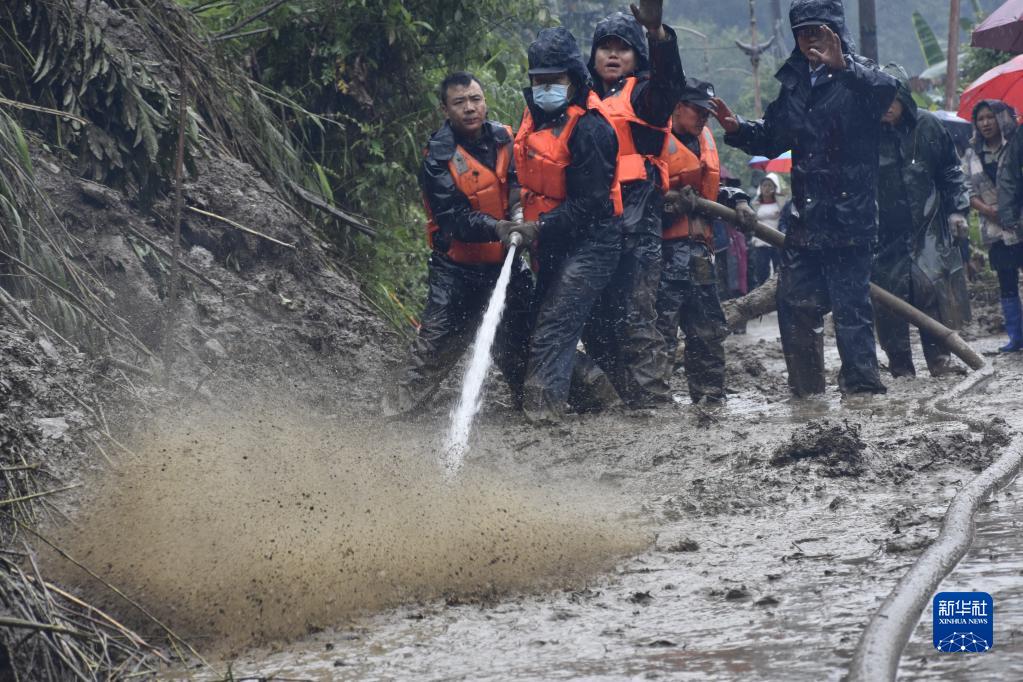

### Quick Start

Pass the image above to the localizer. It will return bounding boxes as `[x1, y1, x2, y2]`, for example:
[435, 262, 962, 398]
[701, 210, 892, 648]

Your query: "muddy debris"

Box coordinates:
[627, 591, 654, 604]
[724, 586, 750, 601]
[666, 538, 700, 553]
[770, 419, 867, 477]
[885, 528, 936, 554]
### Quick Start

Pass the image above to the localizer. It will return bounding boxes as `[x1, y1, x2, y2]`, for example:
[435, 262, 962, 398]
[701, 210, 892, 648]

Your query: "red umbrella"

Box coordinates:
[971, 0, 1023, 53]
[957, 53, 1023, 120]
[765, 151, 792, 174]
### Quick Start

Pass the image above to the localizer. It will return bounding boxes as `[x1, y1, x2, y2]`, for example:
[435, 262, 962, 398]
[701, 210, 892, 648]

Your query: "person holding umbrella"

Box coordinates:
[712, 0, 897, 397]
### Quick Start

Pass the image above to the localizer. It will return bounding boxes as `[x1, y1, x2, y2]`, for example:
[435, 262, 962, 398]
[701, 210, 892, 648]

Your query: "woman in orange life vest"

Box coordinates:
[382, 72, 536, 418]
[577, 1, 685, 410]
[514, 27, 623, 425]
[651, 80, 757, 404]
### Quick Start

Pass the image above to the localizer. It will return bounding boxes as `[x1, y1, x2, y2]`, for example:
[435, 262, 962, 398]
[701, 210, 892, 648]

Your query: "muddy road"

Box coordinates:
[137, 314, 1021, 681]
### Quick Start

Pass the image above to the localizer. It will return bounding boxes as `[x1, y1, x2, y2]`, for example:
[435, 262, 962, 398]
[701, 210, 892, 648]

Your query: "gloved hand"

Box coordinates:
[734, 200, 759, 235]
[664, 185, 700, 216]
[510, 221, 539, 248]
[494, 220, 539, 248]
[949, 213, 970, 240]
[494, 220, 519, 246]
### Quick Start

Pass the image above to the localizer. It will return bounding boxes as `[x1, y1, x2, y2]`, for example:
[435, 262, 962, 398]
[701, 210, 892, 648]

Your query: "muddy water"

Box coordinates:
[51, 407, 646, 651]
[171, 319, 1021, 681]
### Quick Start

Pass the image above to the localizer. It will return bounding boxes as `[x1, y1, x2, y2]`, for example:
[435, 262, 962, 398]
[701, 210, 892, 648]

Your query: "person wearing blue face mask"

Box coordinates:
[514, 27, 623, 424]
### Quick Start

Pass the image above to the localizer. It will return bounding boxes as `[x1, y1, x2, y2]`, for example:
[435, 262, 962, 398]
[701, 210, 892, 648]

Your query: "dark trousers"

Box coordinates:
[872, 252, 950, 377]
[776, 244, 885, 396]
[654, 239, 727, 403]
[749, 245, 778, 290]
[991, 240, 1023, 297]
[391, 254, 533, 414]
[523, 225, 621, 418]
[581, 232, 667, 407]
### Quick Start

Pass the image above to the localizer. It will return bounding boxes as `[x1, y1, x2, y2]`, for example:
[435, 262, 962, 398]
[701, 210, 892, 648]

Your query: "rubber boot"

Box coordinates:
[999, 296, 1023, 353]
[522, 383, 565, 425]
[921, 332, 967, 377]
[885, 352, 916, 378]
[568, 352, 623, 413]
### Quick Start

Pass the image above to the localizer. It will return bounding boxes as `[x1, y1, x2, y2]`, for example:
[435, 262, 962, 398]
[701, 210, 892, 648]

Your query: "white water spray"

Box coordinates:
[443, 235, 522, 477]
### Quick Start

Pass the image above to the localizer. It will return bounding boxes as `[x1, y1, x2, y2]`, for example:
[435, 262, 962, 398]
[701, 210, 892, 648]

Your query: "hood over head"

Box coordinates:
[588, 11, 651, 82]
[758, 172, 786, 200]
[528, 27, 590, 88]
[788, 0, 856, 55]
[524, 27, 592, 121]
[881, 63, 917, 122]
[971, 99, 1019, 152]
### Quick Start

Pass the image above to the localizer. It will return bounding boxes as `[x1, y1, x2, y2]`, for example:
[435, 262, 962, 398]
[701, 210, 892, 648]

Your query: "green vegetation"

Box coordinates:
[179, 0, 550, 326]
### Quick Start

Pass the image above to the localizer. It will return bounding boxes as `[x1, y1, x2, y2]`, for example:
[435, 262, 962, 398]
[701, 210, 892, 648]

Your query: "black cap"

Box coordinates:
[678, 79, 716, 112]
[791, 19, 826, 30]
[528, 27, 582, 76]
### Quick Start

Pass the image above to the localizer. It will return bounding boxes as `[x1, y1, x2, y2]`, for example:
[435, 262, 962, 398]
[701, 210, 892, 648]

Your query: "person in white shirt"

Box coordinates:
[749, 172, 785, 289]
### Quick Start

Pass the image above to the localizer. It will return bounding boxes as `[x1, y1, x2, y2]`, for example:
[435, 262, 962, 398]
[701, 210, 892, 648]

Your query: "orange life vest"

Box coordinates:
[514, 92, 624, 223]
[599, 76, 670, 191]
[424, 125, 512, 265]
[662, 128, 720, 243]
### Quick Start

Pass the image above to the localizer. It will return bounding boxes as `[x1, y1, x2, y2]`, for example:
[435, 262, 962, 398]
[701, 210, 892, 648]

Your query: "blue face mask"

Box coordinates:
[532, 84, 570, 113]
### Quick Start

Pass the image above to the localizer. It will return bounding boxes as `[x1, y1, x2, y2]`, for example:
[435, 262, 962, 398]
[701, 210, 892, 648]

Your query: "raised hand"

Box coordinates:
[710, 97, 740, 134]
[630, 0, 666, 41]
[808, 24, 846, 71]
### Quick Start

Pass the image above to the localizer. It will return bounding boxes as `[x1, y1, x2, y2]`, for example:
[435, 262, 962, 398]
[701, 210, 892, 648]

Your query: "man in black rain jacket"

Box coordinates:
[383, 72, 533, 417]
[714, 0, 896, 396]
[873, 64, 971, 378]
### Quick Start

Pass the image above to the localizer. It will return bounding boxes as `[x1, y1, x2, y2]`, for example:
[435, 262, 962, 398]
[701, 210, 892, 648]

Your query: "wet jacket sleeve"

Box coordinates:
[839, 56, 898, 122]
[418, 155, 500, 244]
[538, 113, 619, 235]
[508, 155, 523, 221]
[998, 132, 1023, 228]
[930, 122, 970, 217]
[723, 99, 794, 160]
[630, 26, 685, 127]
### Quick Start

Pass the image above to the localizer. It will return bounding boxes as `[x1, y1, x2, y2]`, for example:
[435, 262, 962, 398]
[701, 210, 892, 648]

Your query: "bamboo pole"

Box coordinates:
[695, 197, 986, 370]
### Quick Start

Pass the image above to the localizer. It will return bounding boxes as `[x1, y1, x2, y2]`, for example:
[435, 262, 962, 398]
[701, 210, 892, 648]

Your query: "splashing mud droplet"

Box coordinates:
[49, 403, 646, 653]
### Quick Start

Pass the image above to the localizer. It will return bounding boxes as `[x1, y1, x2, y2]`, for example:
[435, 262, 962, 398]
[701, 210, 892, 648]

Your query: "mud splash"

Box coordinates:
[48, 405, 647, 652]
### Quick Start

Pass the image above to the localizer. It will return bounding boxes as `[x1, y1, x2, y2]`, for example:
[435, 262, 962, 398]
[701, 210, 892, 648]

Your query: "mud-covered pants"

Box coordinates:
[776, 244, 886, 396]
[581, 232, 669, 408]
[389, 253, 533, 415]
[871, 247, 952, 377]
[653, 238, 727, 403]
[523, 225, 621, 420]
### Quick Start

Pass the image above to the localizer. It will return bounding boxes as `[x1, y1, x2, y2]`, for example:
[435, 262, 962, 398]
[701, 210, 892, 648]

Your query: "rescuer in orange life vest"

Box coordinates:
[515, 27, 623, 424]
[577, 0, 685, 410]
[383, 72, 536, 417]
[652, 80, 758, 403]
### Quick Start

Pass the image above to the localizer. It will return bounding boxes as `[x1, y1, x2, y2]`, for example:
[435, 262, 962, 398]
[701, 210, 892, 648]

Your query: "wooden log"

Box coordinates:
[696, 197, 986, 371]
[723, 274, 778, 329]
